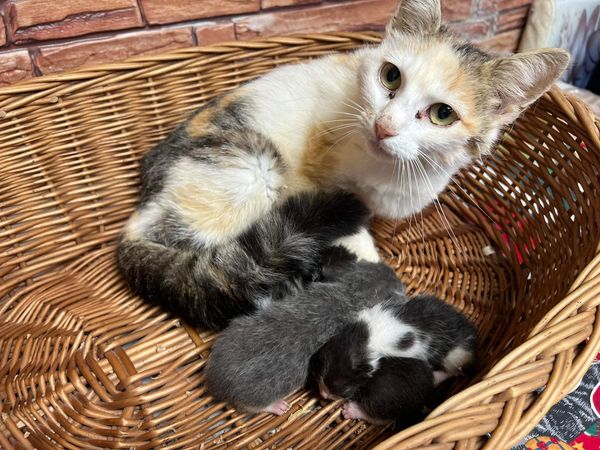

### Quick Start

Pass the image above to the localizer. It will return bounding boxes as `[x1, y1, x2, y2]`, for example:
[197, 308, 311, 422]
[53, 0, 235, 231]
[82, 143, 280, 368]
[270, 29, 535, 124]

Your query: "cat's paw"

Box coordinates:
[263, 399, 291, 416]
[342, 401, 368, 421]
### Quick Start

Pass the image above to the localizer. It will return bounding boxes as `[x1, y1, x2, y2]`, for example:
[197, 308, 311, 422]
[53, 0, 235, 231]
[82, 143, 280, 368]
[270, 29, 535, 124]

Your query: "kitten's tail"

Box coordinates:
[117, 191, 370, 330]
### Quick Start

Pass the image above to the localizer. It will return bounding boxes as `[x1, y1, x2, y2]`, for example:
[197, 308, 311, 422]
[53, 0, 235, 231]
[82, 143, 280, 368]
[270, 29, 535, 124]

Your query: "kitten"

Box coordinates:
[342, 357, 434, 428]
[118, 0, 569, 328]
[311, 295, 478, 385]
[204, 247, 407, 414]
[308, 295, 478, 425]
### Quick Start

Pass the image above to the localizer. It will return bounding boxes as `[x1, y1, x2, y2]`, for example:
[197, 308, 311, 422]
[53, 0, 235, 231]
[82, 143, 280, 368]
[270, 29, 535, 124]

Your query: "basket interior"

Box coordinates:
[1, 35, 600, 449]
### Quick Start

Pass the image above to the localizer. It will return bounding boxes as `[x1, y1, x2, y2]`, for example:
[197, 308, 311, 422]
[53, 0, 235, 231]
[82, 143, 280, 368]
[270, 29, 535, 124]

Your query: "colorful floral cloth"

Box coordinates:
[515, 354, 600, 449]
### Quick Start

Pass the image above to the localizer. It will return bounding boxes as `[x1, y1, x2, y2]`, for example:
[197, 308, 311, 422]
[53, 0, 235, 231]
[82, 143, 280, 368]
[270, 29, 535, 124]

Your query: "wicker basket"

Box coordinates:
[1, 32, 600, 450]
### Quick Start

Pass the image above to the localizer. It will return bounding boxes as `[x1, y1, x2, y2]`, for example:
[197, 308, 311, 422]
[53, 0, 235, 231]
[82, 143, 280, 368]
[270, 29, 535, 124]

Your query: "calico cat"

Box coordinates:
[118, 0, 569, 329]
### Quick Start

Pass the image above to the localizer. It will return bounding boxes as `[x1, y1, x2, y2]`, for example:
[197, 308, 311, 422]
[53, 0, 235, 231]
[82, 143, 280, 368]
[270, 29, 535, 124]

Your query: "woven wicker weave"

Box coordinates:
[1, 32, 600, 450]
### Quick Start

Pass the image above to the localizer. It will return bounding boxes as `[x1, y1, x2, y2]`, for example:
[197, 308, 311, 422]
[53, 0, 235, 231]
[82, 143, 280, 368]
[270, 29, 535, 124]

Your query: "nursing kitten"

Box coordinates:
[308, 295, 477, 425]
[204, 247, 407, 414]
[118, 0, 569, 328]
[341, 357, 434, 428]
[310, 295, 478, 389]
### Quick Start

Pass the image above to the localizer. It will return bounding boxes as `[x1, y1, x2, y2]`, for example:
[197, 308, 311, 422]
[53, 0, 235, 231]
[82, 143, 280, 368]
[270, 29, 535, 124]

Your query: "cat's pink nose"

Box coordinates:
[375, 118, 397, 140]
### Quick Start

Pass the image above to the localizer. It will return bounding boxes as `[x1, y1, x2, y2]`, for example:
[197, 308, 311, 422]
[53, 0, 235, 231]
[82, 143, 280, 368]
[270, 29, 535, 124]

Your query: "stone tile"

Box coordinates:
[0, 49, 33, 86]
[194, 22, 236, 45]
[5, 0, 143, 43]
[35, 28, 194, 74]
[140, 0, 259, 25]
[235, 0, 397, 40]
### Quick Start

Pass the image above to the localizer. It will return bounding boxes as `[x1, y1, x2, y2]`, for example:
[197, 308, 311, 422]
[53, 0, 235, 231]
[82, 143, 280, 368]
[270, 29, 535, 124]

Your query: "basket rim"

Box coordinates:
[0, 32, 382, 98]
[1, 30, 600, 449]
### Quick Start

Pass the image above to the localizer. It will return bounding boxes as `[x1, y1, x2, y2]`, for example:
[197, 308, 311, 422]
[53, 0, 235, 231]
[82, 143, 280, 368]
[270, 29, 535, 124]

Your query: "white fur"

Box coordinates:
[244, 36, 473, 222]
[255, 295, 273, 309]
[124, 201, 163, 239]
[443, 346, 474, 375]
[161, 154, 283, 247]
[334, 227, 380, 262]
[358, 304, 427, 365]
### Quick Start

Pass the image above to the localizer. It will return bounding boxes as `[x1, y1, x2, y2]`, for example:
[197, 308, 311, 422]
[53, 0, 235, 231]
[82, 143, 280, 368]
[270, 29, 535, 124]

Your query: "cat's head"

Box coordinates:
[355, 0, 569, 169]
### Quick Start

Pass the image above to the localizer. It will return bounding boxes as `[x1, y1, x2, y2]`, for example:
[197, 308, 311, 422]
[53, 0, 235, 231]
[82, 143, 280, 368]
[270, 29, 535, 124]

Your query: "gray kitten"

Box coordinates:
[204, 247, 406, 414]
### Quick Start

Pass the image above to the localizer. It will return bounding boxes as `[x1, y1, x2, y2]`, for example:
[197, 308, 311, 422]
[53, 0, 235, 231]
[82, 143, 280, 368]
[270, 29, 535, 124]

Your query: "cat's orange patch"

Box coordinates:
[171, 184, 241, 237]
[186, 104, 217, 137]
[299, 126, 343, 189]
[448, 68, 480, 135]
[186, 93, 239, 137]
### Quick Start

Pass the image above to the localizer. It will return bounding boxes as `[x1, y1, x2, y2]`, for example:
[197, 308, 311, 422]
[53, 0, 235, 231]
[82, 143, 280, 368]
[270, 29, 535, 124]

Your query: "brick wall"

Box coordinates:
[0, 0, 532, 86]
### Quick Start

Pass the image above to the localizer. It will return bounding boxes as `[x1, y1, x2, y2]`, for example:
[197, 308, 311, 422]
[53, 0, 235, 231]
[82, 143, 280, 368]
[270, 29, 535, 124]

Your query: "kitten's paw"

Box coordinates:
[342, 401, 368, 421]
[263, 399, 291, 416]
[433, 370, 450, 386]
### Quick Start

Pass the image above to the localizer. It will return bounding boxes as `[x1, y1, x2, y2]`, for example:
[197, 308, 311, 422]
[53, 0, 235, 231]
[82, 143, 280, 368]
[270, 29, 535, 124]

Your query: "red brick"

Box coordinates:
[0, 17, 6, 47]
[5, 0, 143, 44]
[262, 0, 321, 9]
[194, 22, 235, 45]
[442, 0, 472, 21]
[35, 28, 193, 74]
[448, 19, 492, 40]
[235, 0, 397, 40]
[497, 6, 530, 33]
[477, 29, 522, 53]
[140, 0, 260, 25]
[0, 50, 33, 86]
[479, 0, 532, 13]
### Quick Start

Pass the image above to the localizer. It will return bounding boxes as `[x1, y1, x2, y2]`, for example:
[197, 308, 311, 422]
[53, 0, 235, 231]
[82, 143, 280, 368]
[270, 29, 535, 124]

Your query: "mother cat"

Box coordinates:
[118, 0, 568, 329]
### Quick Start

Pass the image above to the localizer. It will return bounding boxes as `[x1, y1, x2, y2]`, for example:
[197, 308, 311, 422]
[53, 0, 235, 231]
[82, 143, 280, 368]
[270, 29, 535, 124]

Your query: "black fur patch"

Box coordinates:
[397, 331, 416, 350]
[355, 357, 434, 428]
[308, 321, 372, 399]
[118, 191, 370, 330]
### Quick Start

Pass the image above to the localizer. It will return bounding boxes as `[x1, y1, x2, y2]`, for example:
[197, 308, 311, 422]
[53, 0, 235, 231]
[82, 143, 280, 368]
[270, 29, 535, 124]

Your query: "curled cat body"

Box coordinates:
[309, 295, 478, 398]
[308, 295, 478, 425]
[118, 0, 569, 329]
[204, 247, 407, 414]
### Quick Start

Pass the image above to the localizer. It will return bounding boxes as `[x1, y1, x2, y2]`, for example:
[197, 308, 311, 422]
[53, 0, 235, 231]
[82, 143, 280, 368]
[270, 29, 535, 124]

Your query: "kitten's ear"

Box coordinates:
[386, 0, 442, 35]
[486, 49, 570, 123]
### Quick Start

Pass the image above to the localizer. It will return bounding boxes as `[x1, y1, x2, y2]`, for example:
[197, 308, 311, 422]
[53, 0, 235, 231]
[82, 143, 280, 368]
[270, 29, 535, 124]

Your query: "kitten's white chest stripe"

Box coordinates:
[358, 304, 427, 361]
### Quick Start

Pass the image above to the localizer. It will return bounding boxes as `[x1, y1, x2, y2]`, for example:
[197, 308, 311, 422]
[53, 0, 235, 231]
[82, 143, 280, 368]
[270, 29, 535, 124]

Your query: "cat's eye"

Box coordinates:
[379, 62, 402, 91]
[429, 103, 459, 126]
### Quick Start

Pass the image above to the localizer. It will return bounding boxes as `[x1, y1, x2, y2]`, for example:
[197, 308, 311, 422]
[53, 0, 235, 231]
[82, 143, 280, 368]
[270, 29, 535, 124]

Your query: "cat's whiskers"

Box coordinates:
[410, 160, 422, 241]
[342, 99, 367, 116]
[413, 158, 460, 249]
[405, 158, 426, 246]
[417, 151, 499, 229]
[322, 118, 358, 124]
[321, 129, 359, 158]
[334, 110, 362, 117]
[407, 159, 416, 235]
[311, 123, 357, 141]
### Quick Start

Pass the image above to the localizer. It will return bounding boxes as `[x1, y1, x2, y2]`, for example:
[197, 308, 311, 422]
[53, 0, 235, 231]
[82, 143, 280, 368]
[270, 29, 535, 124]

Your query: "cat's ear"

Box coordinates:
[386, 0, 442, 35]
[486, 49, 570, 123]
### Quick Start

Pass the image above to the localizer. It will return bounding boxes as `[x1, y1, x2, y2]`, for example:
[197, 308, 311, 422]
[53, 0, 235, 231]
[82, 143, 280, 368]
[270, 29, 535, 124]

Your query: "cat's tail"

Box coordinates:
[117, 191, 370, 330]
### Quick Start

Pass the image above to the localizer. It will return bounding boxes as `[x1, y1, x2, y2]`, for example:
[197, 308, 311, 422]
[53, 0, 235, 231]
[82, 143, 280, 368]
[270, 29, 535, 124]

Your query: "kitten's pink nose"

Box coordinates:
[375, 117, 397, 140]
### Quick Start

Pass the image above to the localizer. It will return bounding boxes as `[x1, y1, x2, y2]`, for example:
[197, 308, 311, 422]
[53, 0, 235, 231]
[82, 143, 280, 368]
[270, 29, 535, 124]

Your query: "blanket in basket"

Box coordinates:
[516, 353, 600, 449]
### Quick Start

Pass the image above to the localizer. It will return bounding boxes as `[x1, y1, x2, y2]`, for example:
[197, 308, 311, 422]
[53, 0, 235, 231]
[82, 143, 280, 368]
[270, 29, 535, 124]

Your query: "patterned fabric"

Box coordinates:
[514, 354, 600, 449]
[520, 0, 600, 88]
